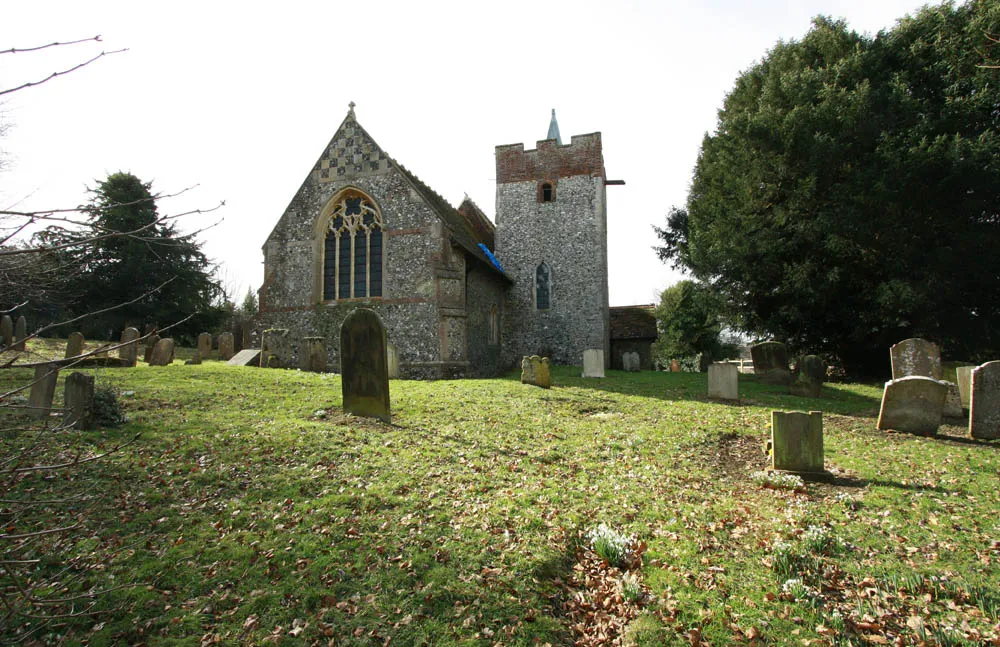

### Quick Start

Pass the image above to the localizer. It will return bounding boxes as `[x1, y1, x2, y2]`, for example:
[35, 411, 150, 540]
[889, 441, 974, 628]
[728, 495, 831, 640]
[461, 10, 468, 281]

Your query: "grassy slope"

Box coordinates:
[1, 350, 998, 646]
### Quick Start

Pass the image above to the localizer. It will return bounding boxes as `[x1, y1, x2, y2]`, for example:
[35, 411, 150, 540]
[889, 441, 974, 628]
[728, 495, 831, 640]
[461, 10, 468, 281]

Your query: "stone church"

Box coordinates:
[257, 105, 617, 378]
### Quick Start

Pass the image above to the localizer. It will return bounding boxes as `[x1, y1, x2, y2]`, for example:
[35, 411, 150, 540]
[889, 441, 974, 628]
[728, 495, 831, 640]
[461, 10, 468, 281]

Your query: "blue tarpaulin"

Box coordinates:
[478, 244, 505, 274]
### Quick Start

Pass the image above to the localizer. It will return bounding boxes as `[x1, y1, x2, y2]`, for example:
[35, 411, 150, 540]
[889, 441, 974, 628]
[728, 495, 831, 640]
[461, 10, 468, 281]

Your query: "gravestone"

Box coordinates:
[13, 316, 27, 351]
[64, 372, 95, 430]
[340, 309, 391, 422]
[260, 328, 289, 368]
[771, 410, 828, 477]
[942, 383, 963, 418]
[751, 341, 792, 385]
[581, 349, 605, 378]
[386, 342, 400, 379]
[0, 315, 12, 348]
[707, 363, 738, 401]
[185, 351, 202, 365]
[240, 320, 251, 352]
[622, 352, 640, 372]
[197, 333, 212, 359]
[669, 359, 680, 373]
[119, 327, 140, 367]
[28, 363, 59, 420]
[65, 332, 85, 359]
[217, 332, 235, 361]
[969, 361, 1000, 440]
[144, 334, 160, 363]
[790, 355, 825, 398]
[521, 355, 551, 388]
[300, 337, 326, 373]
[890, 338, 941, 380]
[876, 375, 948, 436]
[227, 349, 262, 366]
[149, 338, 175, 366]
[956, 365, 973, 410]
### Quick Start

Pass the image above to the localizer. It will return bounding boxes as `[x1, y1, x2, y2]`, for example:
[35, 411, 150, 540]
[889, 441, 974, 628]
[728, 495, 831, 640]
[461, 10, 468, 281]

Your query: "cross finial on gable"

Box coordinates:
[348, 101, 356, 119]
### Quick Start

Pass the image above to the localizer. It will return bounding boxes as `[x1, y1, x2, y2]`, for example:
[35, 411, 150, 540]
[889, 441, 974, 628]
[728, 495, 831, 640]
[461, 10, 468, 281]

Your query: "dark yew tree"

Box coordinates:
[655, 1, 1000, 377]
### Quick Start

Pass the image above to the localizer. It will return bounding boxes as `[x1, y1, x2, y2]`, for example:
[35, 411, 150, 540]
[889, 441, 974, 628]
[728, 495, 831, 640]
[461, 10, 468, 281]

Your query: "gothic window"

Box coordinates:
[323, 192, 383, 301]
[539, 182, 555, 202]
[488, 304, 499, 344]
[535, 262, 550, 310]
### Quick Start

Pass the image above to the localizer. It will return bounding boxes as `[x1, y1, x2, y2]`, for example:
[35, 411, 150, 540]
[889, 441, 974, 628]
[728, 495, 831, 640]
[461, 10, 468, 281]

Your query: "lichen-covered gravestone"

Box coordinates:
[0, 314, 12, 348]
[521, 355, 551, 388]
[13, 316, 27, 351]
[969, 361, 1000, 440]
[144, 334, 160, 363]
[790, 355, 825, 398]
[120, 327, 140, 367]
[28, 363, 59, 420]
[876, 375, 948, 435]
[300, 336, 326, 373]
[771, 410, 828, 477]
[260, 329, 289, 368]
[217, 332, 235, 361]
[64, 372, 95, 430]
[149, 338, 175, 366]
[751, 341, 791, 385]
[340, 309, 391, 422]
[890, 338, 942, 380]
[65, 332, 85, 359]
[956, 365, 973, 410]
[197, 333, 213, 360]
[582, 349, 604, 378]
[707, 363, 738, 401]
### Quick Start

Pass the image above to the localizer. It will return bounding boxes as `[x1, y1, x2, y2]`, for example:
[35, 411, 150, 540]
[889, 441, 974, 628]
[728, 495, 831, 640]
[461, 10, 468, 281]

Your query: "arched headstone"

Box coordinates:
[340, 309, 391, 422]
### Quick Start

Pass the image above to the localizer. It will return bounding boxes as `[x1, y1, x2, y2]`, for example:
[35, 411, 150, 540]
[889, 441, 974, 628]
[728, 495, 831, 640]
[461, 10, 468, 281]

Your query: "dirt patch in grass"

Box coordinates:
[709, 431, 768, 480]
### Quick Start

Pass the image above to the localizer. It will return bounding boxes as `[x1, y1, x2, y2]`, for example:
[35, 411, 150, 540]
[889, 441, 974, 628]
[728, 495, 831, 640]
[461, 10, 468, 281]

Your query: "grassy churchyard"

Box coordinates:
[1, 342, 998, 646]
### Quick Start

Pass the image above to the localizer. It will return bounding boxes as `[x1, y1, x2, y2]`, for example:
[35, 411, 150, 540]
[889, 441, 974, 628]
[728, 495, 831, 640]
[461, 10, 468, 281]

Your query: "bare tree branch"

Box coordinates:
[0, 48, 128, 97]
[0, 35, 103, 55]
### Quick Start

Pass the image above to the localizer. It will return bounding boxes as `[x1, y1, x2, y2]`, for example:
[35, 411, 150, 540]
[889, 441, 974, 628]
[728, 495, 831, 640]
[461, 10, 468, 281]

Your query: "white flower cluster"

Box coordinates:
[781, 578, 817, 601]
[620, 571, 643, 602]
[588, 523, 635, 567]
[750, 470, 805, 490]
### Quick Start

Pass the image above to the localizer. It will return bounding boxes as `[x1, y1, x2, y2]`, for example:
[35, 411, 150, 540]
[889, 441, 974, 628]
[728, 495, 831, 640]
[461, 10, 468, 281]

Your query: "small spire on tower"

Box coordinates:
[547, 109, 562, 145]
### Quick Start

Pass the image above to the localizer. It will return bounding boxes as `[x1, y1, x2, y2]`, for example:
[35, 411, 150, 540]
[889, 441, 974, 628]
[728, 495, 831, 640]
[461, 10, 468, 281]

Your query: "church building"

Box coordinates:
[257, 105, 615, 378]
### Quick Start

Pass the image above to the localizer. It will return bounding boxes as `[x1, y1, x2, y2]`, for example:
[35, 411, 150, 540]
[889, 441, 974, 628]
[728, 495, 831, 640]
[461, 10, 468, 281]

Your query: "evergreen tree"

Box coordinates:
[652, 280, 725, 365]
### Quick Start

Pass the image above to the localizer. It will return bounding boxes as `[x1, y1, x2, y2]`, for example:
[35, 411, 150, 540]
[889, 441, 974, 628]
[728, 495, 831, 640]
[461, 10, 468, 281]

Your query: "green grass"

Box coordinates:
[1, 347, 998, 646]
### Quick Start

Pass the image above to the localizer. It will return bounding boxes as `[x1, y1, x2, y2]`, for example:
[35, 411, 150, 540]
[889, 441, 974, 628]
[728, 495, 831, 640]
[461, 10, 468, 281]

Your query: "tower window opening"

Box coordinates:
[540, 182, 554, 203]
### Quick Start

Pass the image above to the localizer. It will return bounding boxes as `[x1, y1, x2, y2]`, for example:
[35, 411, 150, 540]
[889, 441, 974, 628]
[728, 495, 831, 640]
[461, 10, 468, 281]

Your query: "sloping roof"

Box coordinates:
[610, 305, 658, 340]
[457, 196, 495, 252]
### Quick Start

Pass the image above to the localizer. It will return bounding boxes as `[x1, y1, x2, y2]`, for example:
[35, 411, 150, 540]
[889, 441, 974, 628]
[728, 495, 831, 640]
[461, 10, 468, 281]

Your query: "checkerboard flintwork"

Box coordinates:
[313, 126, 390, 182]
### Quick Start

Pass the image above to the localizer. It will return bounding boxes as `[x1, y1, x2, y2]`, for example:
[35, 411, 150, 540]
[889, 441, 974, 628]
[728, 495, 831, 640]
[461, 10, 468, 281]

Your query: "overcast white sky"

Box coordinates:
[1, 0, 936, 307]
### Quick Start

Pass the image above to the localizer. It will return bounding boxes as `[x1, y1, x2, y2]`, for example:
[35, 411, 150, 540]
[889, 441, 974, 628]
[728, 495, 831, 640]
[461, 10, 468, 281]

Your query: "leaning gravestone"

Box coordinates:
[877, 375, 948, 436]
[340, 309, 391, 422]
[751, 341, 792, 385]
[144, 334, 160, 363]
[13, 316, 27, 351]
[217, 332, 235, 361]
[0, 315, 12, 348]
[890, 338, 942, 380]
[227, 348, 262, 366]
[969, 361, 1000, 440]
[65, 332, 85, 359]
[119, 327, 140, 367]
[148, 338, 175, 366]
[197, 333, 213, 360]
[956, 366, 973, 410]
[708, 363, 738, 401]
[64, 372, 95, 430]
[771, 410, 828, 477]
[790, 355, 825, 398]
[386, 342, 400, 379]
[521, 355, 551, 388]
[260, 329, 289, 368]
[300, 337, 326, 373]
[582, 349, 605, 378]
[28, 363, 59, 420]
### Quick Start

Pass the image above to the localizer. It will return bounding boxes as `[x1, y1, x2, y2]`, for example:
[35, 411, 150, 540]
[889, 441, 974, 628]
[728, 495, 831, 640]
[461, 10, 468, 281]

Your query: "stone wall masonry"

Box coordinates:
[463, 264, 505, 377]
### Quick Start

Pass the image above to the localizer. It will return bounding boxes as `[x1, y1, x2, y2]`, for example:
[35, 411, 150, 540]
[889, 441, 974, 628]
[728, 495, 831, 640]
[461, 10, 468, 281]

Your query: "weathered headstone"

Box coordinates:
[27, 363, 59, 420]
[581, 348, 605, 378]
[622, 351, 640, 372]
[144, 334, 160, 363]
[751, 341, 792, 385]
[239, 320, 251, 352]
[876, 375, 948, 436]
[340, 309, 391, 422]
[890, 338, 942, 380]
[197, 332, 213, 359]
[0, 314, 12, 348]
[119, 327, 140, 367]
[956, 365, 973, 410]
[260, 329, 289, 368]
[65, 332, 85, 359]
[300, 336, 326, 373]
[12, 315, 27, 351]
[185, 351, 202, 365]
[708, 363, 739, 401]
[227, 349, 262, 366]
[771, 410, 828, 477]
[669, 359, 680, 373]
[942, 383, 963, 418]
[386, 342, 400, 379]
[521, 355, 551, 388]
[64, 372, 95, 430]
[790, 355, 825, 398]
[969, 361, 1000, 440]
[217, 332, 235, 361]
[149, 338, 175, 366]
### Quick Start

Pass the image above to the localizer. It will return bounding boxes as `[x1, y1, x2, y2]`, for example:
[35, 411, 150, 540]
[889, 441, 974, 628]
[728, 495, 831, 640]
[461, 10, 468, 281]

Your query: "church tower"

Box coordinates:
[494, 111, 610, 367]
